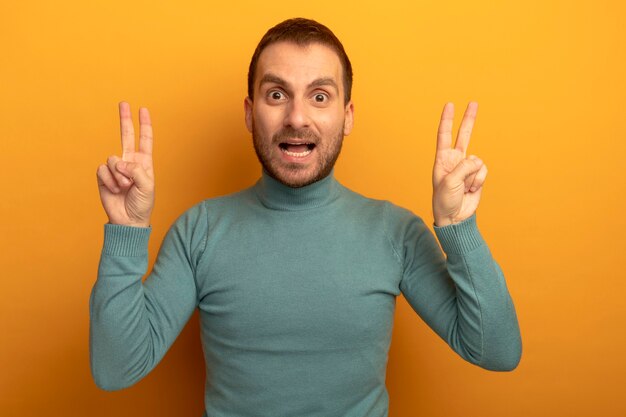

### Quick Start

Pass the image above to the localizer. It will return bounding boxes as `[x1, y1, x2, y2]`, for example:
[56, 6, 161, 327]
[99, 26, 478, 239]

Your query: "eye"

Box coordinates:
[313, 93, 328, 103]
[268, 90, 286, 101]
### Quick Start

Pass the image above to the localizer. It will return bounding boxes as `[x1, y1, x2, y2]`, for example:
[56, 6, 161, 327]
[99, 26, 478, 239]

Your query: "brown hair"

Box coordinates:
[247, 18, 353, 105]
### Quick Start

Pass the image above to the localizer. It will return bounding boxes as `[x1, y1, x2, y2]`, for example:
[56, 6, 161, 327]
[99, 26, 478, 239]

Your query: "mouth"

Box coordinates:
[278, 142, 316, 158]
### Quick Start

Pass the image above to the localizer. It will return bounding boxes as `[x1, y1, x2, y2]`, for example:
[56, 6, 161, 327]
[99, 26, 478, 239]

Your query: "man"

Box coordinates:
[91, 18, 521, 417]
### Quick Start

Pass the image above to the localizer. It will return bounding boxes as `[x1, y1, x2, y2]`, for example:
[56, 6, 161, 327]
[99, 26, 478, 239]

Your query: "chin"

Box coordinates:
[269, 165, 329, 188]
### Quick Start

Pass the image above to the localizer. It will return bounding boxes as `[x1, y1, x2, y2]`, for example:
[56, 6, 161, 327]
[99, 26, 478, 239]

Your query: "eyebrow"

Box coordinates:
[258, 73, 339, 93]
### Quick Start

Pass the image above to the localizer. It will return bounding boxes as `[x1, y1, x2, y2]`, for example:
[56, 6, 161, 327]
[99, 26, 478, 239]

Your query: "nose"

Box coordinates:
[283, 99, 310, 129]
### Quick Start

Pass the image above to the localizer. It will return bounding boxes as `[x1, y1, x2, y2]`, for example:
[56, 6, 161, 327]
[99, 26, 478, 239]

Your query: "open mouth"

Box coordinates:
[279, 142, 316, 157]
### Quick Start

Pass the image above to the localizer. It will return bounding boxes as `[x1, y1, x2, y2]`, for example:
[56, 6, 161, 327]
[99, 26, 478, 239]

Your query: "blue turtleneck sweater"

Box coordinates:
[89, 172, 521, 417]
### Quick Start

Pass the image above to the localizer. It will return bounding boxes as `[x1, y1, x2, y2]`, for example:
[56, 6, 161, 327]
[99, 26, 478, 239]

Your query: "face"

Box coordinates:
[245, 41, 354, 188]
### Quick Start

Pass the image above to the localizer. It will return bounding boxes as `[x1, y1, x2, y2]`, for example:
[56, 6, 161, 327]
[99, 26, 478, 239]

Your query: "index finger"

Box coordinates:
[119, 101, 135, 158]
[436, 102, 454, 152]
[138, 107, 153, 155]
[454, 101, 478, 154]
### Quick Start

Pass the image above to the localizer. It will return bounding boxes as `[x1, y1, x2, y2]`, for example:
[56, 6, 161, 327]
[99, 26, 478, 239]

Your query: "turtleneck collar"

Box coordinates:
[254, 170, 341, 211]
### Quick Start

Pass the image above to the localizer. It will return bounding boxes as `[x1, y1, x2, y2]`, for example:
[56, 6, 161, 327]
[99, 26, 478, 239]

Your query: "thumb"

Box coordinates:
[446, 156, 483, 186]
[116, 161, 153, 191]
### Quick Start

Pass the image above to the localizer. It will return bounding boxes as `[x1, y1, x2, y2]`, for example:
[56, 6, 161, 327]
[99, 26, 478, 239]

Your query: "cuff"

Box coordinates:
[433, 213, 485, 255]
[102, 224, 151, 257]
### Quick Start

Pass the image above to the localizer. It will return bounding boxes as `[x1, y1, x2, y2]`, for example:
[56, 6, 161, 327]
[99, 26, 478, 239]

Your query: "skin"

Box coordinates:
[96, 102, 154, 228]
[432, 101, 488, 227]
[97, 46, 487, 228]
[244, 41, 354, 188]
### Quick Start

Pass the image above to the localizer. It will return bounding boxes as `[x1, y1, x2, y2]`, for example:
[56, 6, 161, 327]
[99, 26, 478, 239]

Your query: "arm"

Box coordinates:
[399, 102, 521, 370]
[397, 211, 522, 371]
[90, 103, 202, 390]
[89, 207, 204, 390]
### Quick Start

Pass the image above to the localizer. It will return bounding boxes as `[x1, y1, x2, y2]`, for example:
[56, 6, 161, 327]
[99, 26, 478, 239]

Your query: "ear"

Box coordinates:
[343, 101, 354, 136]
[244, 97, 253, 133]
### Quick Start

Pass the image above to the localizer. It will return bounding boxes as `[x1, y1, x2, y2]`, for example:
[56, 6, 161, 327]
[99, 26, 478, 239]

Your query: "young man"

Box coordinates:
[91, 18, 521, 417]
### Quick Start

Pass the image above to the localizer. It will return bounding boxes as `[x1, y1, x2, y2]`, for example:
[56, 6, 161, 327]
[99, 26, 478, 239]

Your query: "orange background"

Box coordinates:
[1, 1, 625, 416]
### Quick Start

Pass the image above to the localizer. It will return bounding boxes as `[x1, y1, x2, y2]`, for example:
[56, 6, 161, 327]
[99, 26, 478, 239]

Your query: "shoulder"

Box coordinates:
[336, 183, 432, 244]
[170, 185, 254, 234]
[337, 183, 428, 227]
[335, 183, 388, 214]
[336, 185, 437, 267]
[177, 184, 257, 222]
[164, 186, 257, 262]
[380, 201, 433, 253]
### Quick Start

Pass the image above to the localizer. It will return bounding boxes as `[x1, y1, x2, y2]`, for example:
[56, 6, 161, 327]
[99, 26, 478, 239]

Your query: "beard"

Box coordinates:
[252, 122, 344, 188]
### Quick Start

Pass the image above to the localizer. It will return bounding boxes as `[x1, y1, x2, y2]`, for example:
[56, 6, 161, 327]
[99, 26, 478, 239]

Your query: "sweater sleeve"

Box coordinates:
[89, 202, 207, 390]
[391, 207, 522, 371]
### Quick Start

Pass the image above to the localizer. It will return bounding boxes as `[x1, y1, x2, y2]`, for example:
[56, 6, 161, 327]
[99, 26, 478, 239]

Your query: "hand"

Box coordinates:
[96, 102, 155, 227]
[432, 102, 488, 227]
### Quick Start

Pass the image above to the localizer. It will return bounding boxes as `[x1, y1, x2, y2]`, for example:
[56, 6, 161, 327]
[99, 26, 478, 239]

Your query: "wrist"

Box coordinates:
[107, 212, 152, 228]
[126, 222, 151, 228]
[433, 214, 461, 227]
[434, 217, 453, 227]
[107, 219, 151, 228]
[434, 216, 474, 228]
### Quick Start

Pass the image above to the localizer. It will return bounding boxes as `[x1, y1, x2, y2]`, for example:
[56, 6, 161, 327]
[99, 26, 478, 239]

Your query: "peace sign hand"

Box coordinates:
[432, 102, 488, 227]
[96, 102, 155, 227]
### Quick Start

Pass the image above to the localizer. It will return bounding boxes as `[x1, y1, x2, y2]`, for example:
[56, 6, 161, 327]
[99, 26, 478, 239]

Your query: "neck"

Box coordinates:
[254, 170, 340, 211]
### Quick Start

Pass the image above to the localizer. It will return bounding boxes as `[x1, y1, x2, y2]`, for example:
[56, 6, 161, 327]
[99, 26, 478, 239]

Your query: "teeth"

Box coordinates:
[281, 148, 312, 157]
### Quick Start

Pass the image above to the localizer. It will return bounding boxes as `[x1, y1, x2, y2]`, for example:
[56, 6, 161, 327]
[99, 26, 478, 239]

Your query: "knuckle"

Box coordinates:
[442, 176, 461, 190]
[97, 164, 111, 177]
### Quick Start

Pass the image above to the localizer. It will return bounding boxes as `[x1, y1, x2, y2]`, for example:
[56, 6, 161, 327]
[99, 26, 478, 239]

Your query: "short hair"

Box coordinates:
[247, 18, 353, 105]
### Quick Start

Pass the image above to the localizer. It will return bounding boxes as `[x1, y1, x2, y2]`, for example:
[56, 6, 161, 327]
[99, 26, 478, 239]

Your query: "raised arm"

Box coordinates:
[398, 102, 521, 371]
[90, 103, 200, 390]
